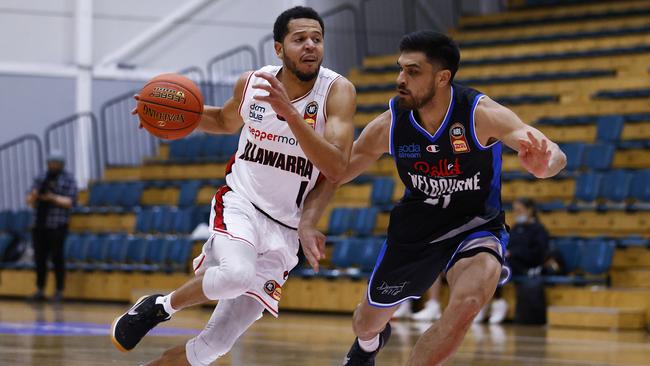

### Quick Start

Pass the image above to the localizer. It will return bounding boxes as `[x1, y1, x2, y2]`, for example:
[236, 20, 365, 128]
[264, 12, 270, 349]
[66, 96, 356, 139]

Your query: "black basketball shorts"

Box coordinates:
[367, 229, 510, 307]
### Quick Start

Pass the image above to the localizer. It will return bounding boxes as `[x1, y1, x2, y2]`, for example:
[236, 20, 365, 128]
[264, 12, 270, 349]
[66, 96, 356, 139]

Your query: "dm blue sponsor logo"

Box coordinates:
[398, 143, 421, 159]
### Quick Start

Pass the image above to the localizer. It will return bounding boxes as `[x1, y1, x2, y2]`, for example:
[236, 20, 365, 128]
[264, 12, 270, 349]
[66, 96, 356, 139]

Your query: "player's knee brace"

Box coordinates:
[202, 259, 256, 300]
[186, 296, 264, 366]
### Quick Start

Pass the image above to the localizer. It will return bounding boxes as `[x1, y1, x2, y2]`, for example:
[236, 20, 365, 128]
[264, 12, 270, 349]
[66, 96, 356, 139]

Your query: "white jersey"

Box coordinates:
[227, 65, 342, 228]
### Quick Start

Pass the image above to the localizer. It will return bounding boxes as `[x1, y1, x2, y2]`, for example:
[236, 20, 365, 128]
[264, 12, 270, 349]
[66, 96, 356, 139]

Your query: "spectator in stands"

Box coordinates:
[473, 197, 549, 324]
[507, 197, 549, 277]
[26, 150, 77, 302]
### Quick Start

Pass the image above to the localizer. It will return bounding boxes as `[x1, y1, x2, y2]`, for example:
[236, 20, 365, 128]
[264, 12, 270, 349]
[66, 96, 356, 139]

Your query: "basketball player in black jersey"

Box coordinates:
[298, 31, 567, 365]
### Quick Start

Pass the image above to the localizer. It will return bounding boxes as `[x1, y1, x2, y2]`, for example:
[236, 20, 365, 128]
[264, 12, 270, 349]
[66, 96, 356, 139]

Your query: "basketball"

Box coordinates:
[137, 73, 204, 140]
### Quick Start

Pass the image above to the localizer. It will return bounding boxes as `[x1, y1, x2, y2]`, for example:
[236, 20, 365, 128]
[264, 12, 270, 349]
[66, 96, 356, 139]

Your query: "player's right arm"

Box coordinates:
[197, 71, 251, 134]
[338, 110, 391, 184]
[298, 110, 391, 271]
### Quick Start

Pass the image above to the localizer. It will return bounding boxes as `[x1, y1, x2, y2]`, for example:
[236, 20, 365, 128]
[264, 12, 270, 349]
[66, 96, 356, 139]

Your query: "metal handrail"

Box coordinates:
[44, 112, 101, 180]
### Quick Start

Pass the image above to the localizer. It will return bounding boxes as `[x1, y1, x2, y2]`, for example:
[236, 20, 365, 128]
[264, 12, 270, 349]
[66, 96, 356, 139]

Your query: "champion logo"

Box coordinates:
[426, 145, 440, 153]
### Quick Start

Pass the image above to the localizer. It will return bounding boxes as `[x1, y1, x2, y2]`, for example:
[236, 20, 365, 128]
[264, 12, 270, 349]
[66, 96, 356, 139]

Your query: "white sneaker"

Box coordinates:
[411, 300, 441, 322]
[488, 299, 508, 324]
[392, 300, 413, 319]
[473, 305, 487, 323]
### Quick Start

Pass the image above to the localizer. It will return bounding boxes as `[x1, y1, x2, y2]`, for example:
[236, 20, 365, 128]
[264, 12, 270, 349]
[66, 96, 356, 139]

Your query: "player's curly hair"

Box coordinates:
[273, 6, 325, 43]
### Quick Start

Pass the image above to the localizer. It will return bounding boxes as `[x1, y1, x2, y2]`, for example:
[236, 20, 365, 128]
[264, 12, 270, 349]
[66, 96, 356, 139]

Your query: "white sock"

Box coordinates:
[358, 334, 380, 353]
[156, 292, 178, 316]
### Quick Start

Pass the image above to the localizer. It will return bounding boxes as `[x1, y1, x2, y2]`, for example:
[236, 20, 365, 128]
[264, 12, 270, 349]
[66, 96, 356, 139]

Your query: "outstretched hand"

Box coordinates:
[251, 72, 297, 121]
[518, 131, 552, 178]
[298, 226, 326, 273]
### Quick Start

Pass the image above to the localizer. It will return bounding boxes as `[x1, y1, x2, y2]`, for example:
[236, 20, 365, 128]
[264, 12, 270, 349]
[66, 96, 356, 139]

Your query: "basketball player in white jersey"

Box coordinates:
[111, 7, 355, 365]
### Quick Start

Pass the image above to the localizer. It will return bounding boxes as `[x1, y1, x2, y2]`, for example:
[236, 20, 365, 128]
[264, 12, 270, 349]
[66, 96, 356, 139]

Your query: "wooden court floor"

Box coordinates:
[0, 299, 649, 366]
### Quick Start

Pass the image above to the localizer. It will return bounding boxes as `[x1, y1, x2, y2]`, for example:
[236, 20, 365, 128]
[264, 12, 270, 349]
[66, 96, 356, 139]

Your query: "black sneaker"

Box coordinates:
[28, 290, 46, 302]
[110, 294, 171, 352]
[343, 323, 392, 366]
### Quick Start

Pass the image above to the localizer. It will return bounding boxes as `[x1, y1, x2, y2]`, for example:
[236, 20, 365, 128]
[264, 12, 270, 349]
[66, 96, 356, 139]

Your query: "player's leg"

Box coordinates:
[111, 233, 257, 352]
[343, 293, 396, 366]
[343, 240, 443, 366]
[406, 249, 502, 366]
[144, 296, 264, 366]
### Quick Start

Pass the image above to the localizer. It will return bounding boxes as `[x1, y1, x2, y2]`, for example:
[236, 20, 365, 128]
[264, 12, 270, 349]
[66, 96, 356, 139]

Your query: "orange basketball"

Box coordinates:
[137, 73, 204, 140]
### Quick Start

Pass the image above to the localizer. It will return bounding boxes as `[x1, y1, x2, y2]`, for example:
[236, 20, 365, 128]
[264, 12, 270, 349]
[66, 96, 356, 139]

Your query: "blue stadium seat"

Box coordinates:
[353, 207, 379, 237]
[66, 234, 93, 270]
[169, 139, 189, 160]
[618, 235, 649, 248]
[359, 237, 385, 275]
[178, 181, 201, 207]
[330, 239, 357, 269]
[119, 237, 149, 271]
[78, 235, 109, 271]
[552, 238, 581, 274]
[596, 115, 625, 142]
[371, 177, 395, 207]
[138, 236, 171, 272]
[89, 183, 109, 206]
[559, 143, 585, 171]
[8, 210, 32, 235]
[0, 234, 12, 263]
[64, 234, 82, 260]
[135, 207, 154, 233]
[151, 206, 174, 233]
[598, 170, 633, 210]
[97, 234, 129, 271]
[173, 206, 197, 234]
[102, 182, 126, 208]
[579, 239, 615, 276]
[0, 211, 9, 232]
[582, 143, 615, 170]
[327, 207, 354, 236]
[200, 135, 222, 159]
[119, 182, 144, 210]
[317, 238, 367, 279]
[572, 172, 603, 205]
[184, 135, 204, 162]
[629, 170, 650, 211]
[543, 237, 585, 285]
[219, 135, 240, 160]
[165, 237, 193, 273]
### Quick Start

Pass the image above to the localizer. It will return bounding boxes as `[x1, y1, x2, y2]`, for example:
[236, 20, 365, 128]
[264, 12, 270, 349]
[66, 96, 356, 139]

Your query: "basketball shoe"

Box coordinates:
[343, 323, 392, 366]
[111, 294, 171, 352]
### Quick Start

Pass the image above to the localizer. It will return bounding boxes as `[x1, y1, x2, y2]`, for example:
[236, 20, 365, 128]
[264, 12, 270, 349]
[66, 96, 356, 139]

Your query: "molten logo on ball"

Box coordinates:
[149, 87, 186, 103]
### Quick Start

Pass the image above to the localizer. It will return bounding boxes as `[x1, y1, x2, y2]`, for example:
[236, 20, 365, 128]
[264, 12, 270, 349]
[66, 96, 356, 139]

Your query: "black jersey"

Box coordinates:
[387, 83, 504, 244]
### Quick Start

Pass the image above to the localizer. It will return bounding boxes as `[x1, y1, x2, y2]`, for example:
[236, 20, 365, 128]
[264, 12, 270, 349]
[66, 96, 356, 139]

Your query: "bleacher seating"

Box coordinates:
[2, 0, 649, 317]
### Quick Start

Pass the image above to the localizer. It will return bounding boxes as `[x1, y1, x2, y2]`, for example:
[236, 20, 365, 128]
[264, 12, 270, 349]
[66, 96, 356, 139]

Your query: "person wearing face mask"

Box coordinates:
[26, 150, 77, 302]
[507, 198, 549, 276]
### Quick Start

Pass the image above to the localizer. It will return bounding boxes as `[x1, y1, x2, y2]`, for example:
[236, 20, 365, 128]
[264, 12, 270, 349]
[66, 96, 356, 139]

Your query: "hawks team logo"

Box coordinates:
[264, 280, 282, 301]
[449, 123, 470, 154]
[303, 101, 318, 129]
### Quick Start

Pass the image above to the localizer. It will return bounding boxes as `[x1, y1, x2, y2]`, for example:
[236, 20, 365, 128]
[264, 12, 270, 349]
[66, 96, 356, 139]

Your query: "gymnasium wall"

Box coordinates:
[0, 0, 492, 145]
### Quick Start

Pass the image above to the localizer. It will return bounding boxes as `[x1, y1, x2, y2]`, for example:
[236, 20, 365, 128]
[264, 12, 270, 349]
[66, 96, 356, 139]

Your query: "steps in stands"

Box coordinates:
[548, 306, 646, 330]
[611, 269, 650, 289]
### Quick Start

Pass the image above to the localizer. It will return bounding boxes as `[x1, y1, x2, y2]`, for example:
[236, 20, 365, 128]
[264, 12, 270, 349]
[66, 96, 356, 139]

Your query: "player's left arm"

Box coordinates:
[475, 96, 567, 178]
[253, 74, 356, 183]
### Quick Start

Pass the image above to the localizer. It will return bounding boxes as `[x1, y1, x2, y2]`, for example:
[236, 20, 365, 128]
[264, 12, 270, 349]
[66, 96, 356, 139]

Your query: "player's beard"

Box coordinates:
[397, 86, 436, 110]
[283, 54, 321, 82]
